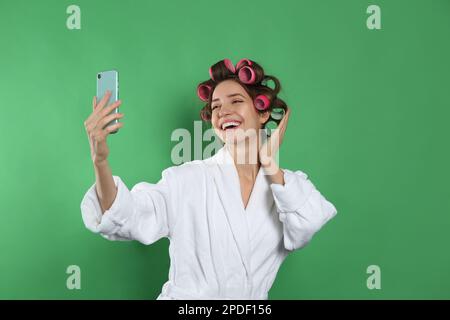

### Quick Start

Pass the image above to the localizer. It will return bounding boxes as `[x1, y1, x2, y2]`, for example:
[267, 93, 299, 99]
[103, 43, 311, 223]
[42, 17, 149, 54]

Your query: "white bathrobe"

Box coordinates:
[80, 146, 337, 299]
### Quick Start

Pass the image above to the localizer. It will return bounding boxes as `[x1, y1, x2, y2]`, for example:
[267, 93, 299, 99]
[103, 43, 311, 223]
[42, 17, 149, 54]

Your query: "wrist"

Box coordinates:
[93, 159, 109, 169]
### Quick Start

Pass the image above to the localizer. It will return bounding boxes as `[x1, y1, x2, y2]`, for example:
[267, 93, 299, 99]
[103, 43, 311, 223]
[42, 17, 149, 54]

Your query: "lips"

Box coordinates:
[221, 120, 242, 131]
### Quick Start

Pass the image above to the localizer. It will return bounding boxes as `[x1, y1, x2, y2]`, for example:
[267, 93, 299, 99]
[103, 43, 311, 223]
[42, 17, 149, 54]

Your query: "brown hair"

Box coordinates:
[197, 59, 288, 129]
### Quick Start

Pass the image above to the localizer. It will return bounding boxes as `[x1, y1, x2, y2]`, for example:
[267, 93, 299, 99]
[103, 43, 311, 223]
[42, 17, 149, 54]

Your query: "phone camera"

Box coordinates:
[97, 74, 101, 79]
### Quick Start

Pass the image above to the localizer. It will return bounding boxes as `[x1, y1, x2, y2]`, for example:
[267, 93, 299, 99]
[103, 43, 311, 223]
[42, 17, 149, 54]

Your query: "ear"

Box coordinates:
[259, 110, 271, 125]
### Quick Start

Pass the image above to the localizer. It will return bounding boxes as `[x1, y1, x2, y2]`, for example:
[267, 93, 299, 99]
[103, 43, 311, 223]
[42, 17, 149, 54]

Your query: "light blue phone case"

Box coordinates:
[96, 70, 119, 134]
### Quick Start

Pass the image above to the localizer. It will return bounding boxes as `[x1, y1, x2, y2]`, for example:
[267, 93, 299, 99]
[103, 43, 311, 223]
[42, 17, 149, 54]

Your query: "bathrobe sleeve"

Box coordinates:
[270, 168, 337, 251]
[80, 168, 177, 245]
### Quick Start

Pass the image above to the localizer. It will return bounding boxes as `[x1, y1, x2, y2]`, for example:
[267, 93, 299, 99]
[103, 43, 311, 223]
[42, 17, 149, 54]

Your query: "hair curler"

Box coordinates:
[236, 58, 252, 69]
[254, 94, 270, 111]
[197, 84, 212, 101]
[238, 66, 256, 84]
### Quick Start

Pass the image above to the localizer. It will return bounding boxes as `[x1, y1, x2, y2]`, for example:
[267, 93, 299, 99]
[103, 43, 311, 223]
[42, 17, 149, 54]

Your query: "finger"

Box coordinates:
[97, 122, 123, 140]
[87, 100, 121, 128]
[285, 105, 290, 113]
[277, 114, 288, 131]
[278, 107, 291, 130]
[98, 112, 124, 130]
[87, 104, 121, 133]
[103, 122, 124, 135]
[265, 132, 280, 157]
[100, 99, 122, 118]
[86, 96, 99, 127]
[85, 109, 102, 130]
[284, 107, 291, 121]
[94, 90, 112, 114]
[283, 107, 291, 129]
[272, 110, 289, 141]
[92, 96, 97, 111]
[269, 126, 281, 143]
[284, 106, 291, 118]
[279, 121, 288, 137]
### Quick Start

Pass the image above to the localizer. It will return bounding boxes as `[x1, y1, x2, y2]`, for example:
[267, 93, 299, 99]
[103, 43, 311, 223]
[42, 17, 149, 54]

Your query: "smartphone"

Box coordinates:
[96, 70, 119, 134]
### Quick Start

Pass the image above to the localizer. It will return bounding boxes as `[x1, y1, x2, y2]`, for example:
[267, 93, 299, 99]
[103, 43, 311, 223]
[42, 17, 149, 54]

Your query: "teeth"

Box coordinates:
[222, 121, 241, 130]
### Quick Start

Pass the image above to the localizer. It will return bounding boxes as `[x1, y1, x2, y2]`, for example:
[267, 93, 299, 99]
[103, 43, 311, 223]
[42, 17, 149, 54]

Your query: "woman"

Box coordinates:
[81, 58, 338, 300]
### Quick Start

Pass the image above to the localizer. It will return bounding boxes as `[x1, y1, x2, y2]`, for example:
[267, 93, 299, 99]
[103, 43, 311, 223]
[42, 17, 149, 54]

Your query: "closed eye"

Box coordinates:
[211, 100, 243, 110]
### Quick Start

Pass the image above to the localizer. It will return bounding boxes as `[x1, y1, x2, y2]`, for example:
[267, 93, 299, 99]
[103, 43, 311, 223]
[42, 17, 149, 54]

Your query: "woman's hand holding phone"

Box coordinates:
[84, 90, 124, 166]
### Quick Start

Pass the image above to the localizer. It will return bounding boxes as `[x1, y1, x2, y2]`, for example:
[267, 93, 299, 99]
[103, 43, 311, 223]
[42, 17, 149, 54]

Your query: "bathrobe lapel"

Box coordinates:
[205, 146, 252, 278]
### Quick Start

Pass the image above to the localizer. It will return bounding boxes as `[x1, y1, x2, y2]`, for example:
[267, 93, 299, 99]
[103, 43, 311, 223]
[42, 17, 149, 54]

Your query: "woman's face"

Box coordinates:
[211, 80, 269, 145]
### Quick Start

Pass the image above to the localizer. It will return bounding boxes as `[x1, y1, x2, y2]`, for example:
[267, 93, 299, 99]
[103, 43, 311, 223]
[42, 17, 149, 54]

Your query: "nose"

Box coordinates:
[218, 102, 233, 117]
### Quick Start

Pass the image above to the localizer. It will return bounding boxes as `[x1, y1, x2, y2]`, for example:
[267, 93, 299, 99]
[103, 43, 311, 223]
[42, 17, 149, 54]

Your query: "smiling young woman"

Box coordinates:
[81, 58, 338, 300]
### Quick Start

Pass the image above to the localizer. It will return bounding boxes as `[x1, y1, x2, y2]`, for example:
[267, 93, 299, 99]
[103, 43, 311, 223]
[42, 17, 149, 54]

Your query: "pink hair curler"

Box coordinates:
[224, 58, 236, 73]
[197, 84, 212, 101]
[236, 58, 252, 70]
[238, 66, 256, 84]
[254, 94, 270, 111]
[209, 67, 215, 81]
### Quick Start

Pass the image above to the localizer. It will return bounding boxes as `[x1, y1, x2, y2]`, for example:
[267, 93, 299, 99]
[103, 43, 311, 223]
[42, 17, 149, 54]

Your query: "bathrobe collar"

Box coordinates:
[205, 145, 274, 279]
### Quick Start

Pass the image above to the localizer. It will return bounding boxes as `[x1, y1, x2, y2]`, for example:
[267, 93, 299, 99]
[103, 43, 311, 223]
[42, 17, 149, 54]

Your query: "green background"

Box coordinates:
[1, 0, 449, 299]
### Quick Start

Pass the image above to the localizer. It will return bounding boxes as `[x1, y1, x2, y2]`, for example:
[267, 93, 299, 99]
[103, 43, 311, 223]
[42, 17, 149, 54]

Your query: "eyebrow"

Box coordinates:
[212, 93, 245, 103]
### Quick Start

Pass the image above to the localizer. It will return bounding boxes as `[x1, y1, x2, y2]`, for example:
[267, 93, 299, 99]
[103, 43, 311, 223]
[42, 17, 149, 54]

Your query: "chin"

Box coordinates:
[225, 129, 259, 146]
[225, 136, 244, 145]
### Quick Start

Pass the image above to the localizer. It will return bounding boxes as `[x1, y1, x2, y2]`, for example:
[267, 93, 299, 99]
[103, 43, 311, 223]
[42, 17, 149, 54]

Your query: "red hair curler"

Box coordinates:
[197, 84, 212, 102]
[198, 58, 271, 121]
[236, 58, 252, 69]
[238, 66, 256, 84]
[224, 58, 236, 73]
[254, 94, 270, 111]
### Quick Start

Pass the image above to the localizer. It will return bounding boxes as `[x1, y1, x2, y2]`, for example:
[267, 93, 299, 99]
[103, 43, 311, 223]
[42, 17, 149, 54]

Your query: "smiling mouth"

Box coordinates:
[221, 121, 242, 131]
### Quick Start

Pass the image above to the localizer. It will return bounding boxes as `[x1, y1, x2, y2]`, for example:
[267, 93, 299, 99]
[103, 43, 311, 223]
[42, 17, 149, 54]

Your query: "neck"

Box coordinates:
[225, 140, 261, 180]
